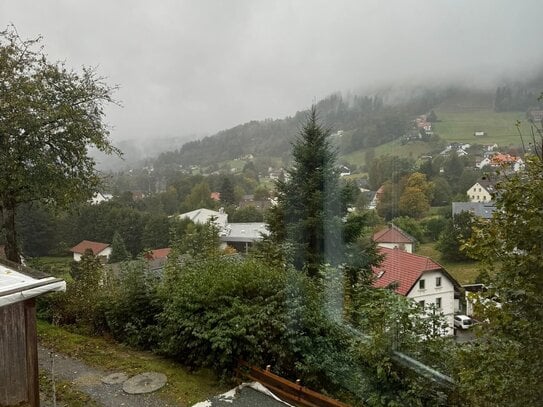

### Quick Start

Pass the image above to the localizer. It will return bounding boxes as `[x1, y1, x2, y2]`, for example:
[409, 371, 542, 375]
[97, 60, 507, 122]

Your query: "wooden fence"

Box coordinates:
[236, 360, 351, 407]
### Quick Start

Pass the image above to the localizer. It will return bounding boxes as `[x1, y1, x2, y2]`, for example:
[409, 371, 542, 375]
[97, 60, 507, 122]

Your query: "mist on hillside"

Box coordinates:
[2, 0, 543, 168]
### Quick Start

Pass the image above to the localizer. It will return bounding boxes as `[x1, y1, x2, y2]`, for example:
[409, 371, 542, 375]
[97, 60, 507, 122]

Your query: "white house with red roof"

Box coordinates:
[373, 224, 417, 253]
[373, 247, 461, 335]
[69, 240, 112, 262]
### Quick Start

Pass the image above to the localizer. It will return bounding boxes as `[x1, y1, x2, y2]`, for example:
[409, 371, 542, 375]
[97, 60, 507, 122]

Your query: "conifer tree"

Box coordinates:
[219, 177, 236, 206]
[268, 107, 343, 278]
[109, 231, 131, 263]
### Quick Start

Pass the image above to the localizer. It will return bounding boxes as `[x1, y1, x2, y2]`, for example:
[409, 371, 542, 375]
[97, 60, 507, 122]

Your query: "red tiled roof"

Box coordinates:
[373, 225, 416, 244]
[145, 248, 171, 260]
[70, 240, 110, 255]
[372, 247, 442, 295]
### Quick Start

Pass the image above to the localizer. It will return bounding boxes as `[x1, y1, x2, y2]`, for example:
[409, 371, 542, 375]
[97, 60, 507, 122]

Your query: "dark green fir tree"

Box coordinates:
[267, 106, 343, 278]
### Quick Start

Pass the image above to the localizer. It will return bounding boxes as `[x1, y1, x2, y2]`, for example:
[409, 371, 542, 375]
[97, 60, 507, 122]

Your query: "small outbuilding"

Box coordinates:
[69, 240, 112, 262]
[373, 224, 417, 253]
[0, 258, 66, 406]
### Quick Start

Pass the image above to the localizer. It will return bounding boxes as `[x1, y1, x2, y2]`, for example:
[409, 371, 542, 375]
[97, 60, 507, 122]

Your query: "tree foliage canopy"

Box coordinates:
[0, 27, 118, 262]
[457, 150, 543, 406]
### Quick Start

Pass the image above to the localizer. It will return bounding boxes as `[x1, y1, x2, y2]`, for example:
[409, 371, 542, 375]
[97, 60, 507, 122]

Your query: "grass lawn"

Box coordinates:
[341, 138, 447, 169]
[27, 256, 73, 280]
[433, 109, 530, 146]
[37, 321, 227, 406]
[340, 106, 531, 170]
[415, 243, 480, 285]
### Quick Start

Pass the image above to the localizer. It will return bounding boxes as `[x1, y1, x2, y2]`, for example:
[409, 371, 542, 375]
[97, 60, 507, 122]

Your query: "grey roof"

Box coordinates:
[452, 202, 496, 219]
[219, 223, 268, 243]
[473, 178, 497, 193]
[178, 208, 228, 228]
[0, 258, 66, 307]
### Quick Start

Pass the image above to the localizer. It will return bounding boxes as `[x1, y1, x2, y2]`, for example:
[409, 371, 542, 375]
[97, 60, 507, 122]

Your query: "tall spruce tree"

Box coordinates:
[268, 107, 343, 278]
[219, 176, 236, 206]
[109, 231, 131, 263]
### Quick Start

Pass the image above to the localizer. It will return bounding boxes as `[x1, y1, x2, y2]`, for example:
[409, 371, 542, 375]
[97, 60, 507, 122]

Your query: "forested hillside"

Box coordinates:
[154, 90, 445, 167]
[154, 78, 543, 170]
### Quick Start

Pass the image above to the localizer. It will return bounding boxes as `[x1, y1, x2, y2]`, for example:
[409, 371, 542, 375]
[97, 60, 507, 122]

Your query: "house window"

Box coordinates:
[436, 297, 442, 309]
[419, 279, 425, 289]
[436, 277, 442, 287]
[419, 300, 425, 308]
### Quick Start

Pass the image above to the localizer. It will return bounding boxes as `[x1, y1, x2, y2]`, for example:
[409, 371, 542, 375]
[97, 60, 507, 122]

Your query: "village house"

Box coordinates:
[439, 143, 470, 157]
[89, 192, 113, 205]
[373, 224, 417, 253]
[477, 152, 524, 172]
[70, 240, 112, 262]
[368, 185, 385, 210]
[0, 258, 66, 406]
[467, 179, 496, 203]
[177, 207, 228, 229]
[238, 195, 273, 210]
[452, 202, 496, 220]
[143, 248, 172, 273]
[219, 223, 268, 254]
[373, 247, 461, 335]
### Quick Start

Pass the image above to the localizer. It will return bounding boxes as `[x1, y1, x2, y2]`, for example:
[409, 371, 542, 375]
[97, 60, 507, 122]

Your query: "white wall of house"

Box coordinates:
[407, 270, 456, 335]
[376, 242, 414, 253]
[467, 183, 492, 203]
[73, 247, 112, 262]
[100, 247, 112, 260]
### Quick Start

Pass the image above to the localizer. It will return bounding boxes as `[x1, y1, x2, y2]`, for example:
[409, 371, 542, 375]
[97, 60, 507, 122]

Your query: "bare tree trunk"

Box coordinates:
[0, 198, 21, 264]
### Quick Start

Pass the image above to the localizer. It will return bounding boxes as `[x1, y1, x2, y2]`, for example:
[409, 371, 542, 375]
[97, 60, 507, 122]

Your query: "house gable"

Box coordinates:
[373, 224, 417, 253]
[372, 247, 441, 295]
[69, 240, 111, 261]
[467, 179, 495, 203]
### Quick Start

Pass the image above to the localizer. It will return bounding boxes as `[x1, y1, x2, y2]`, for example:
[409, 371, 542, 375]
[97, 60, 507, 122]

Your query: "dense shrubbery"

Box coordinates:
[36, 244, 458, 405]
[158, 256, 289, 373]
[104, 260, 162, 348]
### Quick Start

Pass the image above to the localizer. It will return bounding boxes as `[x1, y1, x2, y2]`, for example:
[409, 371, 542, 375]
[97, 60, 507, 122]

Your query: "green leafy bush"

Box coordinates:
[104, 260, 162, 348]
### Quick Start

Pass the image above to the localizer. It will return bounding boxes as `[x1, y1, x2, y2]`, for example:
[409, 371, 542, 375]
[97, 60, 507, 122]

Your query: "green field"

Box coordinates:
[415, 243, 480, 285]
[341, 108, 532, 170]
[27, 256, 73, 280]
[433, 109, 530, 146]
[341, 139, 444, 169]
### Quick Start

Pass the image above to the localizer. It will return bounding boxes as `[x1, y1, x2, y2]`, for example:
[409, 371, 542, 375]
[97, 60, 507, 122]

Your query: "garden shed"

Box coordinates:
[0, 258, 65, 407]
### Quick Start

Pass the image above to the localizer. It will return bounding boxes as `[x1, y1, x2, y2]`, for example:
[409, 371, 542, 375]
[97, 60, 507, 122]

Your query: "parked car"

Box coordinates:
[454, 314, 473, 330]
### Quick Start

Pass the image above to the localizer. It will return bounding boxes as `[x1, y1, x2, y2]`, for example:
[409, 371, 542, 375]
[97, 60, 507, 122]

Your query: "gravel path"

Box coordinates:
[38, 345, 175, 407]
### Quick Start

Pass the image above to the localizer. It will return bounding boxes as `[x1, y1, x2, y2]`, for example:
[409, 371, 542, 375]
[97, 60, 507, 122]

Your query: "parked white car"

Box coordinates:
[454, 314, 473, 330]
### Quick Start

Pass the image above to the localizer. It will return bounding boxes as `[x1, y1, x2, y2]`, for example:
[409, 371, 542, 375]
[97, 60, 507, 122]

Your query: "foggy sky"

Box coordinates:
[2, 0, 543, 144]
